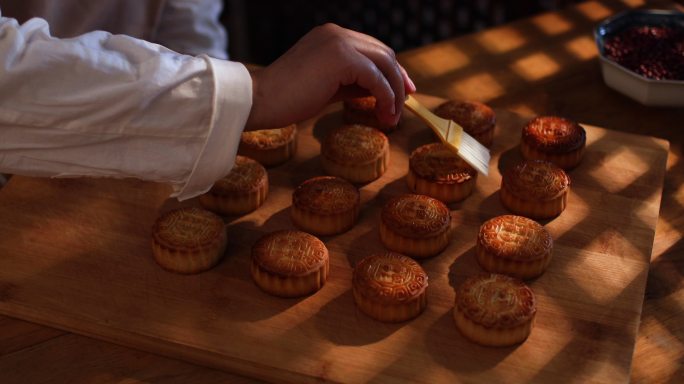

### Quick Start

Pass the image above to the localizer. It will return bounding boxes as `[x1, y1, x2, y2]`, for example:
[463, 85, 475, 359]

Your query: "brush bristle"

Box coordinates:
[454, 133, 490, 176]
[403, 95, 490, 175]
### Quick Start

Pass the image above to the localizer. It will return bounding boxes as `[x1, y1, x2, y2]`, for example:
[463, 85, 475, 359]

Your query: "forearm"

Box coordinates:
[0, 15, 251, 200]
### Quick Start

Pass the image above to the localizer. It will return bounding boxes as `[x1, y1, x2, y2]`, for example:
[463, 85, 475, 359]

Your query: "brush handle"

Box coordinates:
[404, 95, 490, 175]
[404, 95, 462, 148]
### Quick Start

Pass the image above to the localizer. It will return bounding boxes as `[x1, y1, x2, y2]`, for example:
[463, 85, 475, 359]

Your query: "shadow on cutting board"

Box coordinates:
[314, 289, 407, 346]
[424, 311, 519, 374]
[312, 110, 343, 145]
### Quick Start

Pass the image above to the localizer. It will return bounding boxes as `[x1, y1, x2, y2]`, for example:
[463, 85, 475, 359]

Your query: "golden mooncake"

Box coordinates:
[251, 230, 329, 298]
[434, 100, 496, 148]
[291, 176, 360, 236]
[454, 273, 536, 347]
[407, 142, 477, 203]
[380, 194, 452, 258]
[352, 252, 428, 322]
[199, 155, 268, 216]
[151, 207, 227, 274]
[321, 124, 390, 184]
[238, 124, 297, 167]
[521, 116, 586, 170]
[477, 215, 553, 279]
[500, 160, 570, 219]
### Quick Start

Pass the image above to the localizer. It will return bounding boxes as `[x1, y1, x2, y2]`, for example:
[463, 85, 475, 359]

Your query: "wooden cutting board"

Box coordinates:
[0, 95, 669, 383]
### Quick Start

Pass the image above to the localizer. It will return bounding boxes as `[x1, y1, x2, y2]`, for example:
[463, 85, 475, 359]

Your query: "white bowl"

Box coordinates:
[594, 9, 684, 107]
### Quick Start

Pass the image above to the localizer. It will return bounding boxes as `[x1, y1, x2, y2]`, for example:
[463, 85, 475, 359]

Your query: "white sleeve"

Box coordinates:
[0, 13, 252, 200]
[154, 0, 228, 59]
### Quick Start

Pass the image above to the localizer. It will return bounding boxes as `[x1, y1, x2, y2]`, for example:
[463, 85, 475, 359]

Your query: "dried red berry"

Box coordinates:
[604, 26, 684, 81]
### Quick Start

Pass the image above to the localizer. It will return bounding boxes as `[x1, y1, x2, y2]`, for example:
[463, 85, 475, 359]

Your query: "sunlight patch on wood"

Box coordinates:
[475, 27, 527, 54]
[511, 52, 561, 81]
[532, 13, 573, 35]
[632, 316, 683, 383]
[576, 1, 614, 21]
[652, 217, 683, 260]
[588, 146, 649, 193]
[403, 44, 470, 78]
[565, 36, 599, 61]
[448, 73, 505, 101]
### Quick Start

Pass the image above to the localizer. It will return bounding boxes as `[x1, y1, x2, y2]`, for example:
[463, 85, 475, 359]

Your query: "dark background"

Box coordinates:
[222, 0, 584, 64]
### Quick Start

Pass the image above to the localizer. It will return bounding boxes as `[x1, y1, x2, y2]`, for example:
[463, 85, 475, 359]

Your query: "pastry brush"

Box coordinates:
[404, 95, 490, 176]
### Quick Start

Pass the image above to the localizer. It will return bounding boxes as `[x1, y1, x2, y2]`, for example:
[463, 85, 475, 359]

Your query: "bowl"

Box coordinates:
[594, 9, 684, 107]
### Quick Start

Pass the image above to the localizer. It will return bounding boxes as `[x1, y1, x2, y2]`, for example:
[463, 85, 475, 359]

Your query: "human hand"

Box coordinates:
[245, 23, 416, 131]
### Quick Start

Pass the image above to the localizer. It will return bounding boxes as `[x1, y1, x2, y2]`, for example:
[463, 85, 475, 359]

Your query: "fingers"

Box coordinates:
[399, 64, 417, 94]
[356, 44, 405, 125]
[340, 27, 415, 124]
[346, 54, 397, 125]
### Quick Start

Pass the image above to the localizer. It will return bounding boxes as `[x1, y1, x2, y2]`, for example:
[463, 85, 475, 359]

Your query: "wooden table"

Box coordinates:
[1, 0, 682, 382]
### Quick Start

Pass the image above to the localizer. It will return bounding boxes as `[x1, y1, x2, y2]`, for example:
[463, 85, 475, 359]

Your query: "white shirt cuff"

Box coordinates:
[173, 58, 252, 200]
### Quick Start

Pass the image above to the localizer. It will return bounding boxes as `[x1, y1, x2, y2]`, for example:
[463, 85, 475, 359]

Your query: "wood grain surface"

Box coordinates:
[0, 93, 668, 383]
